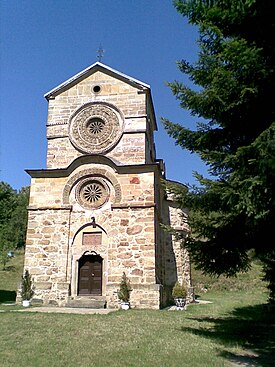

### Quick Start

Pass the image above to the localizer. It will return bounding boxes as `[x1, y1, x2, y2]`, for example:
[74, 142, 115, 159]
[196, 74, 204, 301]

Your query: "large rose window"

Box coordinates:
[69, 103, 123, 154]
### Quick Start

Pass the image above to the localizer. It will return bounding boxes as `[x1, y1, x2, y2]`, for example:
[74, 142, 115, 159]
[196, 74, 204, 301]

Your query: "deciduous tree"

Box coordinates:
[0, 182, 29, 269]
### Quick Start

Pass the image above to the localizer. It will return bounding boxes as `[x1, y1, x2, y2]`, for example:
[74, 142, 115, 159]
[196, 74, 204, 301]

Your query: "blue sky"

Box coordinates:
[0, 0, 208, 191]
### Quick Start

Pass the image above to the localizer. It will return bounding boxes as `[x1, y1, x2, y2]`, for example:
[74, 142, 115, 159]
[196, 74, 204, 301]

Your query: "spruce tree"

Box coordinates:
[163, 0, 275, 302]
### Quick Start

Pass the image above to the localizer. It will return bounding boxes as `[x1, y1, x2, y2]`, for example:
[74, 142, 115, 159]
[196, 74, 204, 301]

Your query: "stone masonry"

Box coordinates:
[22, 62, 190, 308]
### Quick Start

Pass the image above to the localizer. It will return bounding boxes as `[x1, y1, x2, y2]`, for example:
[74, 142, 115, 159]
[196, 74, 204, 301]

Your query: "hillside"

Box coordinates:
[0, 250, 24, 303]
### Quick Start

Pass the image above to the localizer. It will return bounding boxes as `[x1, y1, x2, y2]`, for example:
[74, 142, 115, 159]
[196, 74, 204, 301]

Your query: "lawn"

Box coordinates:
[0, 252, 274, 367]
[0, 250, 24, 303]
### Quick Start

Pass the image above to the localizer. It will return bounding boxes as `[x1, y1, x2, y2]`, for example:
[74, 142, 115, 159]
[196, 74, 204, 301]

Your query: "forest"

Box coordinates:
[0, 182, 29, 269]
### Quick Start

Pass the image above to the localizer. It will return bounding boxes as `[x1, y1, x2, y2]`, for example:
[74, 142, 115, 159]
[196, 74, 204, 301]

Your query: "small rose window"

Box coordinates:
[76, 178, 109, 209]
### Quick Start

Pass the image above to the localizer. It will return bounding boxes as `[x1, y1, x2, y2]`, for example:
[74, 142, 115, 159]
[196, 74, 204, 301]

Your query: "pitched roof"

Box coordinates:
[44, 62, 151, 100]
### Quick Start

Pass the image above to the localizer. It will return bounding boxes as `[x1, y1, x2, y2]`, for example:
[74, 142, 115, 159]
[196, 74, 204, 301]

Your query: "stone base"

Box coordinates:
[106, 282, 161, 309]
[66, 296, 106, 309]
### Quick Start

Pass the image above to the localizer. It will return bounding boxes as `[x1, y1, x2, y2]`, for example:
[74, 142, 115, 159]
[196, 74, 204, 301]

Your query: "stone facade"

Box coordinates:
[22, 62, 190, 309]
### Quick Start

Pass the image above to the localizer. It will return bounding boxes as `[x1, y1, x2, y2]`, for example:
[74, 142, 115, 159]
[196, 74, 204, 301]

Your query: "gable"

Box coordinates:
[44, 62, 157, 132]
[44, 62, 150, 100]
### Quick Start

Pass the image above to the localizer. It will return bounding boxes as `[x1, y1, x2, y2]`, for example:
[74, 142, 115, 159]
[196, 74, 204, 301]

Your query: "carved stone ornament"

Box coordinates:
[76, 177, 109, 209]
[69, 103, 123, 153]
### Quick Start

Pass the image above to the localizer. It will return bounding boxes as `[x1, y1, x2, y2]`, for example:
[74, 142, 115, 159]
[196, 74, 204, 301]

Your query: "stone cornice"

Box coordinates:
[26, 155, 162, 178]
[111, 202, 156, 210]
[27, 205, 72, 211]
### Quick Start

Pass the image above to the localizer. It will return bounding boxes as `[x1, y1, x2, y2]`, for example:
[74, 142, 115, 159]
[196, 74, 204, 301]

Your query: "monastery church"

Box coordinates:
[23, 62, 190, 309]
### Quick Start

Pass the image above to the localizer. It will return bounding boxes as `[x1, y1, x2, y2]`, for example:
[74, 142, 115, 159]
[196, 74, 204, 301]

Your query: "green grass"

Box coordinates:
[191, 260, 266, 294]
[0, 250, 24, 303]
[0, 252, 274, 367]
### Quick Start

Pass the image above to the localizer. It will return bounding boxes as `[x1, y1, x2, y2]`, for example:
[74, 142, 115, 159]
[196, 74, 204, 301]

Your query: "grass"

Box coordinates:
[0, 250, 24, 303]
[0, 251, 274, 367]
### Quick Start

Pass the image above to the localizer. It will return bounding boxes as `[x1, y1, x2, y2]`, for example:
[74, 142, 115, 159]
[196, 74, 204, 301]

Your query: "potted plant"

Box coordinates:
[20, 270, 34, 307]
[172, 281, 187, 310]
[117, 272, 132, 310]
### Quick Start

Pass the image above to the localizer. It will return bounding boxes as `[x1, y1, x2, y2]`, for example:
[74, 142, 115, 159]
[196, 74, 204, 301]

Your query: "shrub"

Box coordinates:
[117, 272, 131, 302]
[172, 281, 187, 299]
[20, 270, 34, 300]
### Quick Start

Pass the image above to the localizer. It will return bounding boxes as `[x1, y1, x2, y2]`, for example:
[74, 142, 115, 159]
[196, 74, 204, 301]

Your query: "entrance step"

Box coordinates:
[66, 296, 106, 309]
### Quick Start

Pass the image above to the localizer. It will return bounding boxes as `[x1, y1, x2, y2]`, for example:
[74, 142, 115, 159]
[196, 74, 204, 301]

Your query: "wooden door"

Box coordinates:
[78, 255, 102, 295]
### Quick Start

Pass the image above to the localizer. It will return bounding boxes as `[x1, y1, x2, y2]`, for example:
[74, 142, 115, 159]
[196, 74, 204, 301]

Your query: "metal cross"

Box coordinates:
[97, 45, 104, 62]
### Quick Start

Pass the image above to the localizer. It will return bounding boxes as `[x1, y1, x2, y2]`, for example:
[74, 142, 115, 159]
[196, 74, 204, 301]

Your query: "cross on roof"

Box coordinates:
[97, 45, 104, 62]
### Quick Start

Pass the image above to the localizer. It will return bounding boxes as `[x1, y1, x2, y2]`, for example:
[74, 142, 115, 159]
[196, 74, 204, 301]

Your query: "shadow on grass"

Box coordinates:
[182, 304, 275, 366]
[0, 290, 17, 303]
[3, 265, 16, 272]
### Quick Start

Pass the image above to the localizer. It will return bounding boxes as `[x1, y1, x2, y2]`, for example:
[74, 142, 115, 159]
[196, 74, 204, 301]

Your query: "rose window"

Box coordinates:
[76, 178, 109, 209]
[69, 103, 124, 154]
[87, 118, 105, 135]
[82, 182, 102, 203]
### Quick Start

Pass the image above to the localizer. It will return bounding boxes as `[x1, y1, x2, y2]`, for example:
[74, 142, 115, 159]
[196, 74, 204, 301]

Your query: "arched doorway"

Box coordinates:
[78, 253, 103, 295]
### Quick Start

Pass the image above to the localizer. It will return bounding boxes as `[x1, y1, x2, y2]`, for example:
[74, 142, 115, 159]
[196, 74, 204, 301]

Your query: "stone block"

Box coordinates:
[35, 282, 52, 290]
[126, 225, 143, 235]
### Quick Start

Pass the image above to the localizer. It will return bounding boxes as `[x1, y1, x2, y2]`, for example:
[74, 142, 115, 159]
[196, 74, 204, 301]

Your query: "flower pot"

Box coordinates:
[120, 302, 130, 310]
[175, 298, 186, 310]
[22, 300, 30, 307]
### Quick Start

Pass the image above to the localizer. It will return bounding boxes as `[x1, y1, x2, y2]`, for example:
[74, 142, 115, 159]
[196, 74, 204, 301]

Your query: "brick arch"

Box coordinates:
[62, 168, 122, 205]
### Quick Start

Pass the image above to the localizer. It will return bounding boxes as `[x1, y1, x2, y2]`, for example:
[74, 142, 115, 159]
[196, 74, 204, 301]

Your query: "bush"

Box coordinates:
[172, 281, 187, 299]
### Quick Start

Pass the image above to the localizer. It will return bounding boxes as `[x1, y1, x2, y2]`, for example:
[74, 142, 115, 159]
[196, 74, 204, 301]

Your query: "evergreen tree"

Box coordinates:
[163, 0, 275, 301]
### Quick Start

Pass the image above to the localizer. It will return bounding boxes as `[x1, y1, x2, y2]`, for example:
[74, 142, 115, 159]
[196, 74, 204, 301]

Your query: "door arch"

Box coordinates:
[78, 253, 103, 295]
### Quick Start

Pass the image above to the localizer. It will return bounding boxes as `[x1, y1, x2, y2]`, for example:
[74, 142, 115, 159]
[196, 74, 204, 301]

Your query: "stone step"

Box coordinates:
[66, 296, 106, 309]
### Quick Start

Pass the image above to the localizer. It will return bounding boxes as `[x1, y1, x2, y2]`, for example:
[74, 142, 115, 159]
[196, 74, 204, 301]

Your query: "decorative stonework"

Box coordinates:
[82, 234, 106, 254]
[69, 103, 123, 154]
[76, 177, 109, 209]
[62, 168, 122, 205]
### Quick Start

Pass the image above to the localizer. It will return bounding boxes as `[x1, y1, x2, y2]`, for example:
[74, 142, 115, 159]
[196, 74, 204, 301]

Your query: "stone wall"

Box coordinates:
[24, 208, 71, 304]
[46, 71, 153, 168]
[167, 200, 190, 287]
[22, 64, 190, 309]
[24, 162, 162, 308]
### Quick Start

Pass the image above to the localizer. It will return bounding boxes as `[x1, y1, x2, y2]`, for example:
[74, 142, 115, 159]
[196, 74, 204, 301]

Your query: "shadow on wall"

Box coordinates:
[159, 199, 178, 307]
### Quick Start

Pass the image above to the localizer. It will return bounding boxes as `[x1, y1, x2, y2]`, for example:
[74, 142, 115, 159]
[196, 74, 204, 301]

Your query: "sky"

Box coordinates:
[0, 0, 208, 191]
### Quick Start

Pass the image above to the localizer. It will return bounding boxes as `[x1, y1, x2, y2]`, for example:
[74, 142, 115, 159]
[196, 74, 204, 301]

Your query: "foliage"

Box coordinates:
[0, 182, 29, 269]
[117, 272, 132, 302]
[20, 269, 34, 300]
[11, 186, 30, 248]
[0, 242, 11, 270]
[163, 1, 275, 301]
[172, 281, 187, 299]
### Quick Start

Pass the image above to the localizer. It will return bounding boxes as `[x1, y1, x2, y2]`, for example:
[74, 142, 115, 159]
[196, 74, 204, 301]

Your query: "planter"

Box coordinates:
[22, 300, 31, 307]
[175, 298, 186, 310]
[120, 302, 130, 310]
